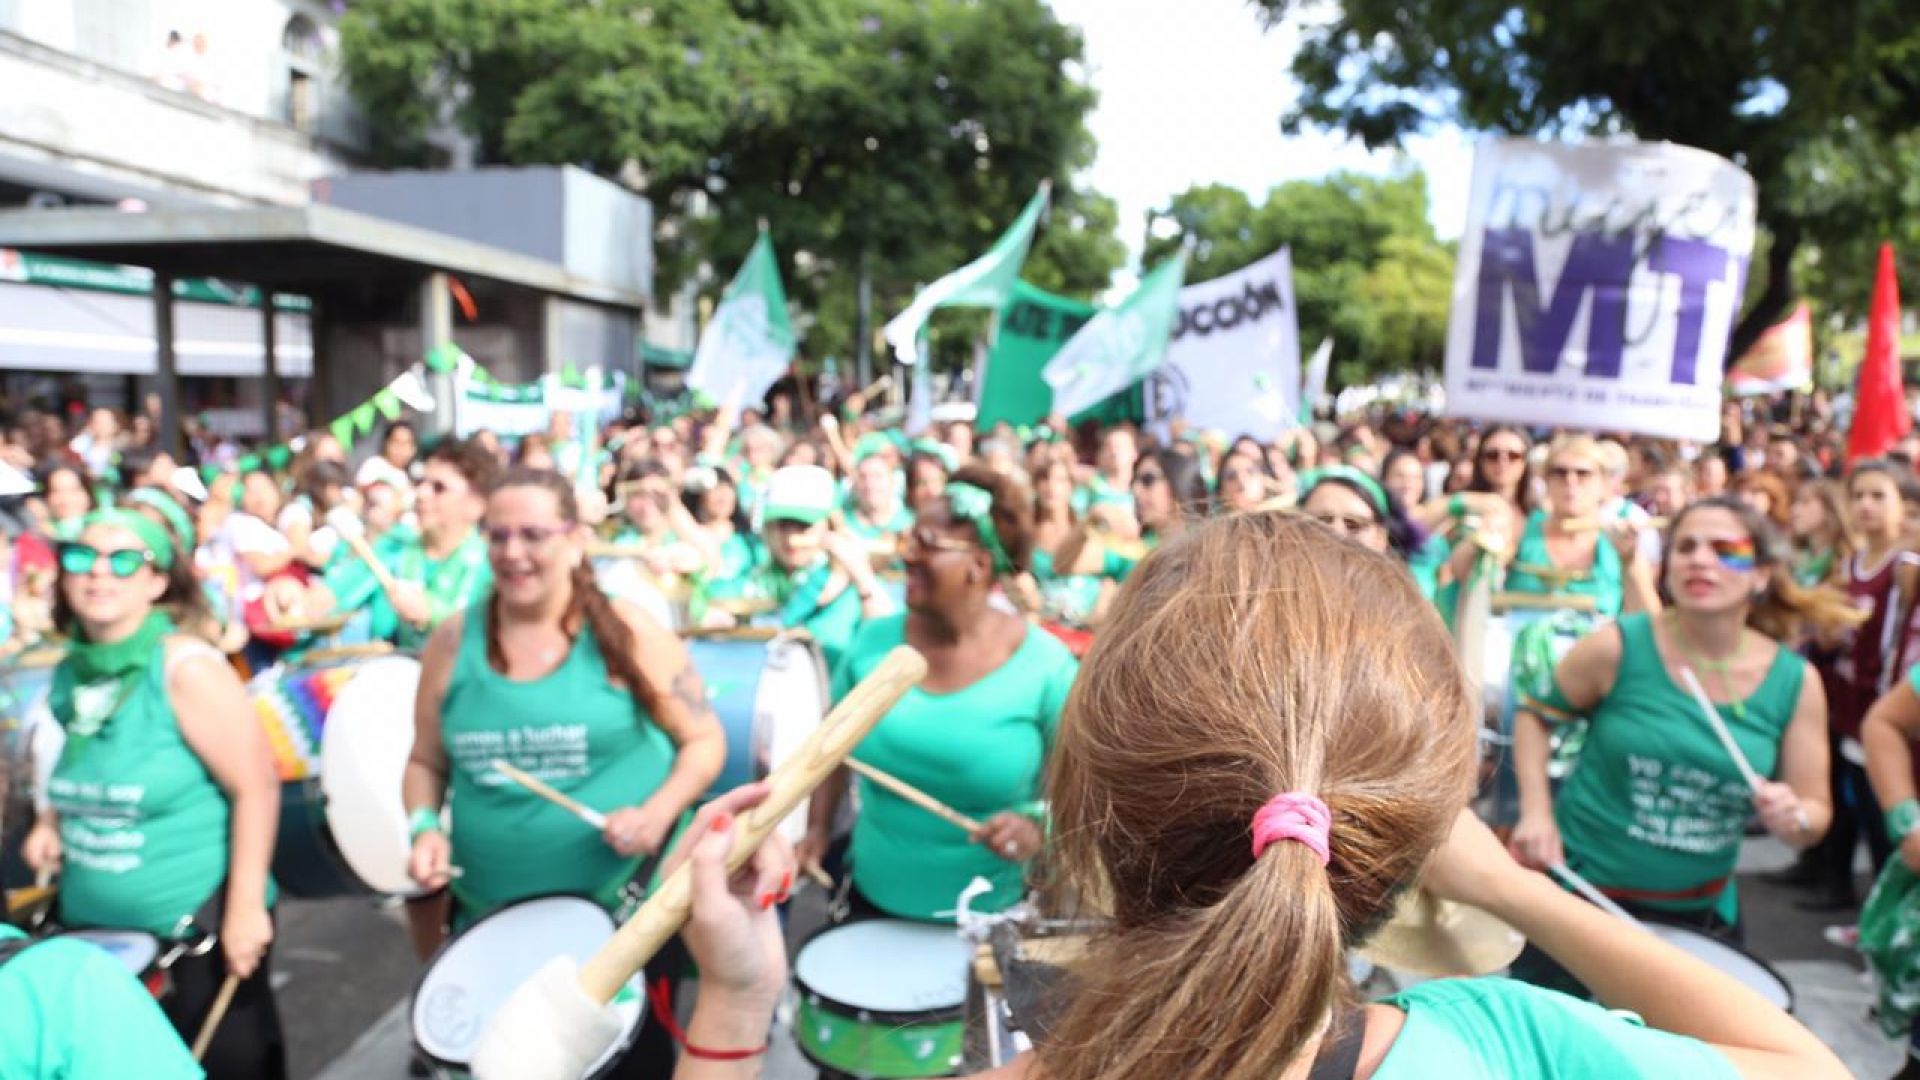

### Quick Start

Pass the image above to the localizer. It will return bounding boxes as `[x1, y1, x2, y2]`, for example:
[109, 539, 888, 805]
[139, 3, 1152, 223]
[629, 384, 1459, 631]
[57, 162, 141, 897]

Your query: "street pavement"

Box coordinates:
[282, 837, 1903, 1080]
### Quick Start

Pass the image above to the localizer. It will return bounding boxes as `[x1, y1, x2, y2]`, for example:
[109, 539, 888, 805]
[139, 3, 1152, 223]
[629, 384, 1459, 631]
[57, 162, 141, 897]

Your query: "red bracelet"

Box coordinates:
[647, 977, 770, 1061]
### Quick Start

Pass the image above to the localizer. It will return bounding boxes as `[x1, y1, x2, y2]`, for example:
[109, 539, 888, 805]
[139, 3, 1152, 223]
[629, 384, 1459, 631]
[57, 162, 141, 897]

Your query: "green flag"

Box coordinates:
[687, 229, 796, 406]
[1043, 253, 1187, 419]
[373, 388, 402, 421]
[351, 401, 377, 433]
[884, 182, 1050, 361]
[976, 280, 1146, 430]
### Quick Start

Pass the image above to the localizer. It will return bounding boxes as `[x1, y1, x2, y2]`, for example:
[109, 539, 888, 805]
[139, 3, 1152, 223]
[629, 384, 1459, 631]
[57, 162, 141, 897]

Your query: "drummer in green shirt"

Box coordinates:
[798, 466, 1079, 922]
[696, 465, 892, 673]
[305, 437, 498, 652]
[1509, 496, 1850, 996]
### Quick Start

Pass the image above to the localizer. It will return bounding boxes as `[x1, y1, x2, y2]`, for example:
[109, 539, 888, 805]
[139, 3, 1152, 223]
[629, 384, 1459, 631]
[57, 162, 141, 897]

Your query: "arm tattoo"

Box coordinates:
[670, 663, 718, 722]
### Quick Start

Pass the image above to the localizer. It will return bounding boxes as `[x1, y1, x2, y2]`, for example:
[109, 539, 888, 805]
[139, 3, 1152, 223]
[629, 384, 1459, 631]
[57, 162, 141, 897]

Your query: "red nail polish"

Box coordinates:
[758, 892, 774, 910]
[712, 811, 733, 832]
[776, 888, 791, 904]
[781, 870, 793, 893]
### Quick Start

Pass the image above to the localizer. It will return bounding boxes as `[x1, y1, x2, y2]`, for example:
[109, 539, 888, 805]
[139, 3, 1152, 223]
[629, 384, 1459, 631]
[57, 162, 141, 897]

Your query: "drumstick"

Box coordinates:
[575, 646, 927, 1003]
[491, 760, 609, 831]
[846, 758, 983, 834]
[1676, 666, 1811, 833]
[324, 507, 402, 596]
[1548, 863, 1644, 928]
[191, 974, 241, 1061]
[802, 862, 834, 889]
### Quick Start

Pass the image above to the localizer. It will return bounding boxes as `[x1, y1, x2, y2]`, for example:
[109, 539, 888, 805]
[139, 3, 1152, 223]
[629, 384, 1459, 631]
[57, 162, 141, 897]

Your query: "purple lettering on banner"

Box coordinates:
[1648, 236, 1730, 386]
[1472, 229, 1636, 376]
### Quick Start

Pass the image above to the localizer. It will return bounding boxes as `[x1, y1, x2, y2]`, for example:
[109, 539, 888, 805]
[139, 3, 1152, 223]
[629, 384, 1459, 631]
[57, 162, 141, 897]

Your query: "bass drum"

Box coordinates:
[269, 654, 425, 897]
[685, 633, 830, 843]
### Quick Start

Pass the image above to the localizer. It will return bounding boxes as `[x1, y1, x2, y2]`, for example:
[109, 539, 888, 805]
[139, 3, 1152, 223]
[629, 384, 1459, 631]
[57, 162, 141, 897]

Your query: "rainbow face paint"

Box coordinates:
[1709, 537, 1757, 572]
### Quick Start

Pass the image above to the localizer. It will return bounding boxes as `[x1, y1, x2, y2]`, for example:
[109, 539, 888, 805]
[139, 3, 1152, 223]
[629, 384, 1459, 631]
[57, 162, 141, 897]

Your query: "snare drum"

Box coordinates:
[1646, 921, 1793, 1012]
[685, 635, 829, 839]
[796, 919, 971, 1078]
[56, 927, 180, 1001]
[411, 894, 646, 1077]
[273, 655, 424, 897]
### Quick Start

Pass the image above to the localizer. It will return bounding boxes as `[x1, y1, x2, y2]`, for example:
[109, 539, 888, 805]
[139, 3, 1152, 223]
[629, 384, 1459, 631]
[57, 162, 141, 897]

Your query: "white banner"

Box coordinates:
[1443, 139, 1758, 441]
[1145, 247, 1300, 438]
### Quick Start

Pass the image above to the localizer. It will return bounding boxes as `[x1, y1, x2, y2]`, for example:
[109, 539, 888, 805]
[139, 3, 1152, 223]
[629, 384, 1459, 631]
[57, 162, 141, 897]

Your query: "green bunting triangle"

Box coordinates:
[374, 388, 402, 421]
[425, 342, 462, 374]
[329, 415, 355, 450]
[351, 401, 377, 433]
[236, 454, 261, 473]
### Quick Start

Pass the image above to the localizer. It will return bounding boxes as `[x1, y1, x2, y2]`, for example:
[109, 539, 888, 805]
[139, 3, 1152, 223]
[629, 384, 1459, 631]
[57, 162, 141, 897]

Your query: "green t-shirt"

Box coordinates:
[1555, 613, 1804, 915]
[845, 504, 914, 545]
[0, 926, 203, 1079]
[1374, 977, 1739, 1080]
[1070, 474, 1134, 517]
[708, 557, 867, 674]
[1030, 548, 1104, 626]
[832, 614, 1078, 920]
[1506, 511, 1624, 618]
[1409, 532, 1453, 604]
[695, 530, 765, 599]
[440, 609, 679, 922]
[321, 525, 492, 652]
[49, 639, 276, 937]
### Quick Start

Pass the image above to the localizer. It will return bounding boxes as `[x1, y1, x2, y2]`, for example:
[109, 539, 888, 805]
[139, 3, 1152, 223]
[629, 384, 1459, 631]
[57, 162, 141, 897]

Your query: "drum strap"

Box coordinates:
[0, 937, 31, 969]
[1306, 1007, 1367, 1080]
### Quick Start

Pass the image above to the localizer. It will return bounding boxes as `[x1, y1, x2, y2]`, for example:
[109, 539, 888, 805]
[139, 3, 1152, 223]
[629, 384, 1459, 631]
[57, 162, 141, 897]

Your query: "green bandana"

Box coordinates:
[49, 610, 175, 739]
[910, 439, 960, 474]
[946, 482, 1015, 576]
[1299, 466, 1390, 520]
[124, 488, 196, 551]
[78, 508, 176, 570]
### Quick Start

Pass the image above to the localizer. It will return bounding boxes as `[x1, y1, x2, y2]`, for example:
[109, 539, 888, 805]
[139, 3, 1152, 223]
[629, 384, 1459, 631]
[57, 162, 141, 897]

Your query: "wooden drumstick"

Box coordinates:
[846, 758, 983, 834]
[191, 974, 241, 1061]
[575, 646, 927, 1003]
[1676, 667, 1811, 834]
[678, 625, 782, 642]
[325, 507, 402, 596]
[1548, 863, 1644, 928]
[492, 760, 609, 831]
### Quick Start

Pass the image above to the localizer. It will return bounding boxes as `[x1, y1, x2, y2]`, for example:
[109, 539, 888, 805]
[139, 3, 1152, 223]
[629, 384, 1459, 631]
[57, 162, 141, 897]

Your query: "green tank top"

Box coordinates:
[1029, 548, 1104, 626]
[49, 640, 275, 937]
[1555, 613, 1804, 915]
[1506, 511, 1624, 617]
[440, 610, 677, 921]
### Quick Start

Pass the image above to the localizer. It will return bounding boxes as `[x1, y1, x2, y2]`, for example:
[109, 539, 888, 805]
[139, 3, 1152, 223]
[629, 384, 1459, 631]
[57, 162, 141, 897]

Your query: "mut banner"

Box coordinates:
[1443, 140, 1757, 441]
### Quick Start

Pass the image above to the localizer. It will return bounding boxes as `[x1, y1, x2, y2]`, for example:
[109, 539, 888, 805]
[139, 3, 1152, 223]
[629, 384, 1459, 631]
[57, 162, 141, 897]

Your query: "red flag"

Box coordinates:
[1849, 242, 1909, 461]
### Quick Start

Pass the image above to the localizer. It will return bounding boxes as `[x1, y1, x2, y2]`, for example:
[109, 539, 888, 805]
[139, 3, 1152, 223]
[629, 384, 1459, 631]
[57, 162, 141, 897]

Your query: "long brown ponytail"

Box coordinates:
[1038, 512, 1477, 1079]
[484, 467, 663, 719]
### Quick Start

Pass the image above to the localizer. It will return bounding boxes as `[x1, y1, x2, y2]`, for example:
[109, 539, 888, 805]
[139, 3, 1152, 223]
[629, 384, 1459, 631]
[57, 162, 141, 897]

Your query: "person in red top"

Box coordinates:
[1796, 461, 1920, 910]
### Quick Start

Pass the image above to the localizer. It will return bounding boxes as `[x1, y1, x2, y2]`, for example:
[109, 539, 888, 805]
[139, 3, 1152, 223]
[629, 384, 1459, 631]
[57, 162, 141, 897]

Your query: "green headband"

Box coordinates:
[124, 488, 195, 551]
[911, 439, 959, 474]
[1299, 466, 1390, 520]
[78, 508, 176, 570]
[946, 482, 1015, 576]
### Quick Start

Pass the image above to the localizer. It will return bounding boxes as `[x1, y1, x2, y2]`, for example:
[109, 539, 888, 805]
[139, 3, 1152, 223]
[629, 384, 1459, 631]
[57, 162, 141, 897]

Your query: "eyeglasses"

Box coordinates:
[1547, 465, 1597, 482]
[1480, 448, 1525, 464]
[1309, 513, 1380, 538]
[58, 542, 155, 579]
[903, 528, 978, 557]
[484, 524, 569, 552]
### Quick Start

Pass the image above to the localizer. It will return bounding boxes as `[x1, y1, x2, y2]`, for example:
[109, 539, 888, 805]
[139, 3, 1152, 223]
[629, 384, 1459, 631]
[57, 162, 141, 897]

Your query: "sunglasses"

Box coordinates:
[58, 542, 155, 579]
[484, 524, 569, 552]
[1480, 448, 1525, 464]
[1547, 465, 1597, 482]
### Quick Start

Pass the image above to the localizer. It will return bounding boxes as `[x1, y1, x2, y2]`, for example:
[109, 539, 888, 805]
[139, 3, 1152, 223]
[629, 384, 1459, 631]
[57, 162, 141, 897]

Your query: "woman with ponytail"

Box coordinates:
[402, 467, 726, 1072]
[1509, 496, 1852, 991]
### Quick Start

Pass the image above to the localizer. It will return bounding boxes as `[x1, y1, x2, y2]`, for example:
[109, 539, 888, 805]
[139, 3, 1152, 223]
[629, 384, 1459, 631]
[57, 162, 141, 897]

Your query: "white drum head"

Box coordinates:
[62, 929, 160, 975]
[596, 561, 680, 631]
[753, 639, 829, 844]
[795, 920, 969, 1013]
[1481, 615, 1517, 717]
[413, 896, 643, 1068]
[319, 656, 424, 896]
[1646, 923, 1791, 1010]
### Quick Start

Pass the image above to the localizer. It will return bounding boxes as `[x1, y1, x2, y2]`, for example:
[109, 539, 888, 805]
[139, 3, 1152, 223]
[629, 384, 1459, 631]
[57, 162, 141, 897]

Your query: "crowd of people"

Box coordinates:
[0, 377, 1917, 1079]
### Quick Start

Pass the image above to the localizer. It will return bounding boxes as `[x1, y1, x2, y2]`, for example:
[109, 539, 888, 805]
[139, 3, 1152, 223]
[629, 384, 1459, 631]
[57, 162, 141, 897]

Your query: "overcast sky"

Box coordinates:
[1046, 0, 1474, 289]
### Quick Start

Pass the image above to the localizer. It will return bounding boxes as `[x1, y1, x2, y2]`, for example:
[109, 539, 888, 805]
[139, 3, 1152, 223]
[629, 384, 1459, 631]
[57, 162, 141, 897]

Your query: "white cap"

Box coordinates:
[762, 465, 835, 525]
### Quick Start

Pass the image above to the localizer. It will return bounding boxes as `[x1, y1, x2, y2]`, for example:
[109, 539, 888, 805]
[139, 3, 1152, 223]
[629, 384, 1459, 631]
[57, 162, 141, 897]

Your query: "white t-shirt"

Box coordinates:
[276, 499, 339, 564]
[224, 512, 290, 602]
[355, 456, 414, 498]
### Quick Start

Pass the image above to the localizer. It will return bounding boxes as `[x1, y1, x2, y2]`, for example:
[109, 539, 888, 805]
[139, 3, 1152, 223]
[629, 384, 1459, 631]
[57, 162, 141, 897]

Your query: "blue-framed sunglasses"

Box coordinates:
[58, 542, 156, 579]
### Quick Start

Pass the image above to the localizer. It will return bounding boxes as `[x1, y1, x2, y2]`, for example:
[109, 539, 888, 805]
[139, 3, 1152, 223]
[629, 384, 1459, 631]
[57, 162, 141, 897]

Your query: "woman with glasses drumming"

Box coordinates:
[21, 507, 286, 1079]
[796, 467, 1080, 923]
[405, 467, 725, 1073]
[1455, 435, 1661, 619]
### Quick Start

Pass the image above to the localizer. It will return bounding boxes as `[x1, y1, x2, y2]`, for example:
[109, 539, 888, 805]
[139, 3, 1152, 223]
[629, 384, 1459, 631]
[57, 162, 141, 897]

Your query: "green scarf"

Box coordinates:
[50, 611, 175, 739]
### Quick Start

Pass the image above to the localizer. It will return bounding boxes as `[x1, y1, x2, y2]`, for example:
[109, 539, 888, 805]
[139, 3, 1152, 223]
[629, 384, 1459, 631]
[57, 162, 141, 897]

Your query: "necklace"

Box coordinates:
[1670, 613, 1747, 722]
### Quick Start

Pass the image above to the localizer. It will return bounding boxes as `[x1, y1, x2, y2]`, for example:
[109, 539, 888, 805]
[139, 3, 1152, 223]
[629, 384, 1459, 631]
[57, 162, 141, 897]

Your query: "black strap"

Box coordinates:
[0, 936, 32, 969]
[1306, 1007, 1368, 1080]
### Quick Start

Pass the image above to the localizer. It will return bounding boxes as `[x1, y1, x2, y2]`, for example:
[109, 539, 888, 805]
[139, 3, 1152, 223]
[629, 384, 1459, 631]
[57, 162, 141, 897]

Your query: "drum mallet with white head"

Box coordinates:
[469, 646, 928, 1080]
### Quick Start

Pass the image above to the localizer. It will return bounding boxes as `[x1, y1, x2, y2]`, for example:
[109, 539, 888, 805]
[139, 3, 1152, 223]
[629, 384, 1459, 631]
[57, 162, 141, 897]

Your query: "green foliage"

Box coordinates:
[1142, 170, 1455, 387]
[1251, 0, 1920, 355]
[338, 0, 1116, 368]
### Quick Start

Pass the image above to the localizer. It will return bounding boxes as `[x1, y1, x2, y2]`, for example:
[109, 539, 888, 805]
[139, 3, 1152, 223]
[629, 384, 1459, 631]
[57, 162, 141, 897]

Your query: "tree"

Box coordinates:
[338, 0, 1118, 366]
[1252, 0, 1920, 358]
[1142, 170, 1454, 386]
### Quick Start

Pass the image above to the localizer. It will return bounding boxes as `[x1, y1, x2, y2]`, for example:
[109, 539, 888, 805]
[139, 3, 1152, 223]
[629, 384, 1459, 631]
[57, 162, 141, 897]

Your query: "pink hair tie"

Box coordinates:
[1251, 792, 1332, 865]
